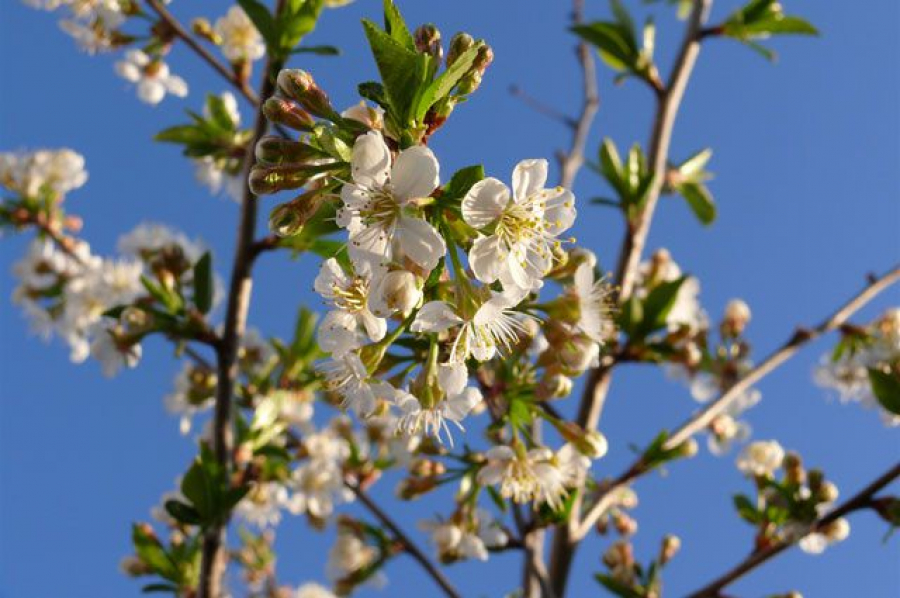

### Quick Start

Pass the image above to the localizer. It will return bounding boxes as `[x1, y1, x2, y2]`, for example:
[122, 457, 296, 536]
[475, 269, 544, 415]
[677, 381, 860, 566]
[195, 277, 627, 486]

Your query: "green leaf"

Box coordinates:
[141, 585, 179, 594]
[237, 0, 277, 49]
[276, 0, 323, 56]
[358, 81, 390, 110]
[164, 500, 203, 526]
[154, 125, 208, 146]
[641, 277, 686, 334]
[415, 43, 483, 122]
[205, 94, 237, 131]
[292, 44, 340, 55]
[679, 182, 716, 225]
[869, 368, 900, 416]
[192, 252, 214, 314]
[141, 275, 182, 314]
[572, 22, 638, 72]
[442, 165, 485, 202]
[733, 494, 760, 524]
[595, 573, 643, 598]
[678, 148, 713, 179]
[362, 20, 431, 125]
[132, 525, 180, 582]
[382, 0, 415, 49]
[180, 460, 215, 523]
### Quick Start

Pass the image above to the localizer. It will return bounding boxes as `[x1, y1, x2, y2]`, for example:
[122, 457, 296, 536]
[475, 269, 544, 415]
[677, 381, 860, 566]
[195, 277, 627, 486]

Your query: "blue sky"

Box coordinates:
[1, 0, 899, 597]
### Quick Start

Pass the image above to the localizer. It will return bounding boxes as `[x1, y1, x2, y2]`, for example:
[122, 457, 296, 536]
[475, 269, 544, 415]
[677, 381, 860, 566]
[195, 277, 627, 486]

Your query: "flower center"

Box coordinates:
[331, 277, 368, 312]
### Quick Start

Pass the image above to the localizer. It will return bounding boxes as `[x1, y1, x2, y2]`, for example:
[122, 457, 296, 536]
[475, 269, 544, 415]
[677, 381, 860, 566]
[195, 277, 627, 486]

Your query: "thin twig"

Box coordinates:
[144, 0, 259, 105]
[346, 482, 463, 598]
[548, 3, 712, 594]
[197, 2, 286, 594]
[686, 461, 900, 598]
[509, 85, 576, 129]
[559, 0, 600, 190]
[573, 265, 900, 541]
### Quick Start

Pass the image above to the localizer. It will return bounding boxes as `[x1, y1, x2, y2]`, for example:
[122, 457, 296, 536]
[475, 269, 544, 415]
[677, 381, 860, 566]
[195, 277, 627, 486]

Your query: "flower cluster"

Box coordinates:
[733, 441, 849, 555]
[24, 0, 131, 53]
[815, 307, 900, 426]
[115, 49, 188, 106]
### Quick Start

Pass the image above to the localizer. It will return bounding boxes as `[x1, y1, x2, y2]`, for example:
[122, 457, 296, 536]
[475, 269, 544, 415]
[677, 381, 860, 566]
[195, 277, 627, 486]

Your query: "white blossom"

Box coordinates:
[0, 148, 88, 198]
[477, 445, 567, 509]
[393, 363, 482, 445]
[736, 440, 785, 477]
[420, 508, 507, 563]
[411, 288, 531, 363]
[327, 532, 382, 584]
[214, 6, 265, 63]
[315, 258, 386, 356]
[115, 50, 188, 105]
[235, 481, 288, 528]
[295, 584, 337, 598]
[462, 159, 575, 292]
[337, 131, 445, 273]
[164, 363, 215, 435]
[568, 251, 614, 344]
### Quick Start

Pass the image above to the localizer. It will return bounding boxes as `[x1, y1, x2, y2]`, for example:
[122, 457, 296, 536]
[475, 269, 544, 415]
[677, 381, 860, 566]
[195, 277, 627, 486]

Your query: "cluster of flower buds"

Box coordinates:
[599, 533, 681, 598]
[815, 307, 900, 426]
[734, 442, 849, 554]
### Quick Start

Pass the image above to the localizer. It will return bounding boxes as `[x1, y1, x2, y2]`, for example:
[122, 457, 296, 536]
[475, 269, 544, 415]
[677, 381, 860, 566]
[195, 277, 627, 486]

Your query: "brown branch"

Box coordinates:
[547, 3, 712, 594]
[686, 461, 900, 598]
[573, 264, 900, 541]
[559, 0, 600, 190]
[196, 2, 286, 594]
[346, 482, 463, 598]
[144, 0, 259, 105]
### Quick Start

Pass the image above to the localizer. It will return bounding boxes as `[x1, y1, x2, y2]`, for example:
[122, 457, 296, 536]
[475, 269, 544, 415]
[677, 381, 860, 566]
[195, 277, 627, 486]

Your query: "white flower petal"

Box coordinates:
[512, 159, 548, 202]
[395, 215, 445, 272]
[411, 301, 462, 333]
[391, 145, 439, 202]
[438, 362, 468, 397]
[468, 234, 504, 284]
[351, 131, 391, 188]
[462, 177, 509, 229]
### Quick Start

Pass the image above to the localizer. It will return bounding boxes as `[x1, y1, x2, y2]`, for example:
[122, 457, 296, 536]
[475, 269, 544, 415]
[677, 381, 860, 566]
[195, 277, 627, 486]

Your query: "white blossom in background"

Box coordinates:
[567, 249, 614, 344]
[118, 222, 206, 263]
[420, 508, 508, 563]
[798, 518, 850, 555]
[0, 148, 88, 198]
[235, 481, 288, 528]
[477, 445, 567, 509]
[115, 50, 188, 105]
[736, 440, 785, 478]
[164, 363, 215, 435]
[295, 583, 337, 598]
[815, 308, 900, 426]
[462, 159, 576, 292]
[214, 6, 265, 63]
[327, 531, 385, 587]
[337, 131, 445, 273]
[24, 0, 125, 53]
[635, 249, 707, 333]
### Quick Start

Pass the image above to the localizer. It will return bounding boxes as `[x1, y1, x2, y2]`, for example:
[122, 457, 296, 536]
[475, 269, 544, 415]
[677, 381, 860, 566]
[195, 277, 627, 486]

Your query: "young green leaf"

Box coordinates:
[415, 42, 483, 122]
[679, 182, 716, 225]
[869, 368, 900, 416]
[382, 0, 415, 49]
[192, 252, 214, 314]
[362, 20, 431, 126]
[441, 164, 485, 202]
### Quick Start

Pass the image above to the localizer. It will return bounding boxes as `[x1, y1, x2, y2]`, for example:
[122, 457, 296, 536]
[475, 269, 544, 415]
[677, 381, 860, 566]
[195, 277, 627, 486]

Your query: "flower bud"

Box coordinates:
[473, 44, 494, 73]
[120, 306, 153, 334]
[276, 69, 337, 120]
[456, 71, 482, 95]
[249, 164, 324, 195]
[722, 299, 751, 337]
[818, 480, 839, 504]
[535, 372, 573, 401]
[446, 33, 475, 67]
[191, 18, 220, 44]
[119, 555, 149, 576]
[822, 517, 850, 543]
[414, 23, 443, 60]
[396, 476, 438, 500]
[612, 511, 637, 536]
[676, 438, 699, 459]
[267, 192, 325, 237]
[371, 270, 423, 317]
[558, 422, 608, 459]
[783, 451, 805, 484]
[660, 534, 681, 564]
[255, 136, 325, 166]
[262, 97, 315, 131]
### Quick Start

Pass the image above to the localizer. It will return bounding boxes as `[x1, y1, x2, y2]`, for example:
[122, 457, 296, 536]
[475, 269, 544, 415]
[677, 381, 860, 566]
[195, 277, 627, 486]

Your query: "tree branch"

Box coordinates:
[144, 0, 260, 105]
[346, 482, 463, 598]
[548, 3, 712, 593]
[574, 264, 900, 541]
[686, 461, 900, 598]
[196, 3, 285, 594]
